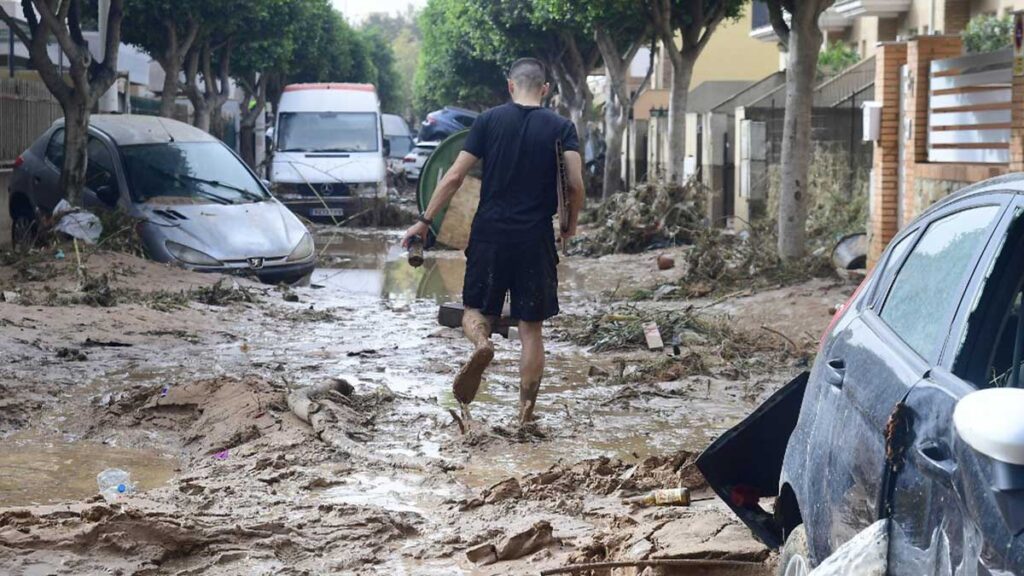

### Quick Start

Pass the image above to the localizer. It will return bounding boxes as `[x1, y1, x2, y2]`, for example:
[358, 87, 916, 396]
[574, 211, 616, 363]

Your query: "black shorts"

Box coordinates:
[462, 235, 560, 322]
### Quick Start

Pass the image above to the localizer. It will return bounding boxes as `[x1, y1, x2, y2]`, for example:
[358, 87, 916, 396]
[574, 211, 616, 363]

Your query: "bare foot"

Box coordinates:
[452, 344, 494, 404]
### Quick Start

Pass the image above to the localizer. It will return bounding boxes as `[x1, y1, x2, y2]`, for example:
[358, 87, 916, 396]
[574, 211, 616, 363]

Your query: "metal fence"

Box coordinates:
[928, 48, 1012, 164]
[0, 76, 61, 164]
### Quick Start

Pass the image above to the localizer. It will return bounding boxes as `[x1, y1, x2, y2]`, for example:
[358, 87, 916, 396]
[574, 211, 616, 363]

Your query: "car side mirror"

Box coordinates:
[383, 137, 391, 157]
[261, 178, 272, 191]
[955, 387, 1024, 533]
[96, 184, 119, 207]
[265, 127, 275, 151]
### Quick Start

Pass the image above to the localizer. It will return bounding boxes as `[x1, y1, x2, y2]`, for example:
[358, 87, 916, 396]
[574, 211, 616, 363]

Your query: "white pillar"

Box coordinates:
[97, 0, 119, 113]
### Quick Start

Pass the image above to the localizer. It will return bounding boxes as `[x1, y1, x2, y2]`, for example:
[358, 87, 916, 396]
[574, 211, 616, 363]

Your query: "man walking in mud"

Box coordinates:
[402, 58, 585, 427]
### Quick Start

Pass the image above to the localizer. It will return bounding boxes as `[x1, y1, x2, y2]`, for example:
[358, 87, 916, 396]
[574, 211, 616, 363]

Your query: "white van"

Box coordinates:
[270, 83, 386, 221]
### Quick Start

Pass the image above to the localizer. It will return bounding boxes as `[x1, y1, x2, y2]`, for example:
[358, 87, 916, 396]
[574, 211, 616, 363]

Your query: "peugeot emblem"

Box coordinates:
[248, 257, 265, 270]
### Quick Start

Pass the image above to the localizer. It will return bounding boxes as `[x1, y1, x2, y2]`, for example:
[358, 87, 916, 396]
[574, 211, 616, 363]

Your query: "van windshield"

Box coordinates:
[278, 112, 379, 153]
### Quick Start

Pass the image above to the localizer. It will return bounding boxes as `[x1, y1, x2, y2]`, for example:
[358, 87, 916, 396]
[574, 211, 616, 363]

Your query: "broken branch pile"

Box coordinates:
[679, 222, 834, 298]
[572, 181, 705, 256]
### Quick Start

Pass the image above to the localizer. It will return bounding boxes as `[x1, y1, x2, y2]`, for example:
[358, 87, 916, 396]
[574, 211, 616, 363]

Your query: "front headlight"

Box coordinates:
[287, 233, 314, 262]
[165, 241, 222, 266]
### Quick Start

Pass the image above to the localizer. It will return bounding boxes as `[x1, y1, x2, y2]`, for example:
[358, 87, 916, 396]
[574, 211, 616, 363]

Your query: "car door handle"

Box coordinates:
[915, 440, 957, 485]
[825, 359, 846, 388]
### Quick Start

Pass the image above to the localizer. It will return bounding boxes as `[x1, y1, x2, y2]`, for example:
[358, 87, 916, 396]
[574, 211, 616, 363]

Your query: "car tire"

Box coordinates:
[779, 524, 811, 576]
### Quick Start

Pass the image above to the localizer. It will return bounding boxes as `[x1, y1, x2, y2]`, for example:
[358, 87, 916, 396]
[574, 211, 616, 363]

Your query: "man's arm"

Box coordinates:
[401, 151, 478, 247]
[562, 150, 584, 238]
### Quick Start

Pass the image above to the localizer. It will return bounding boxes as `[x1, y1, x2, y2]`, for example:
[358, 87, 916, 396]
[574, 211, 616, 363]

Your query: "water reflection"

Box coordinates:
[313, 230, 463, 302]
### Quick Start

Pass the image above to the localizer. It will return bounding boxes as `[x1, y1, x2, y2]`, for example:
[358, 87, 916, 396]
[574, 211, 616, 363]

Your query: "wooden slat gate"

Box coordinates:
[928, 48, 1012, 164]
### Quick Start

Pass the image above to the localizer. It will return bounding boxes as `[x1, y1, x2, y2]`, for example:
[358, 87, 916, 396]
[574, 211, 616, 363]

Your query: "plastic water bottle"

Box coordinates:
[97, 468, 135, 502]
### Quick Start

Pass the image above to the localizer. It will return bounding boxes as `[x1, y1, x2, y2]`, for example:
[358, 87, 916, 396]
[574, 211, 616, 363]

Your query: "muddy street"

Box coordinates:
[0, 228, 852, 575]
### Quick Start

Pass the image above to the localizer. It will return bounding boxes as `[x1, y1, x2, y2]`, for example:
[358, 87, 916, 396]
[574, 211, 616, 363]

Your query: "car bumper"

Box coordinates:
[186, 259, 316, 285]
[274, 195, 375, 223]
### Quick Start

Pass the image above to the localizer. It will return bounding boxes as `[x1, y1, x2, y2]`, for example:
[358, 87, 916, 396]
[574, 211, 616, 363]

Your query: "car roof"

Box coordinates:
[922, 173, 1024, 218]
[54, 114, 219, 146]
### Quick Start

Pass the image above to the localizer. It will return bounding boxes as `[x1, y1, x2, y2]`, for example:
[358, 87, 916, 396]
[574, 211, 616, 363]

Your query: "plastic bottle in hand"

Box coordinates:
[407, 235, 424, 268]
[622, 487, 690, 507]
[97, 468, 135, 503]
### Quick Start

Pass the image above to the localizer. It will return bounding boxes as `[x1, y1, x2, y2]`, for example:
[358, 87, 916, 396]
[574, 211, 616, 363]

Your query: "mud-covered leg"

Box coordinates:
[518, 320, 544, 425]
[452, 308, 495, 417]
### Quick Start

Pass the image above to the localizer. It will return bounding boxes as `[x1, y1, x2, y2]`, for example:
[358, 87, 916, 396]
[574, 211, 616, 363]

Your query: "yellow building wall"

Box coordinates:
[689, 8, 781, 86]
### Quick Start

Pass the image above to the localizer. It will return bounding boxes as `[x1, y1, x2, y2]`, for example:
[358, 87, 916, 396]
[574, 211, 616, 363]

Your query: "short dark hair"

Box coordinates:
[508, 58, 546, 93]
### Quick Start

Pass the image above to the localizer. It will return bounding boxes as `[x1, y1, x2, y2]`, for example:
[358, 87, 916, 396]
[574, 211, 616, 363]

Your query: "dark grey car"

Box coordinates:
[9, 115, 315, 285]
[698, 175, 1024, 574]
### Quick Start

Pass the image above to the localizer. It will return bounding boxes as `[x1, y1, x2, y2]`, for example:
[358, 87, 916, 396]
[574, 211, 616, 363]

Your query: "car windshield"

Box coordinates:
[120, 142, 269, 205]
[278, 112, 379, 153]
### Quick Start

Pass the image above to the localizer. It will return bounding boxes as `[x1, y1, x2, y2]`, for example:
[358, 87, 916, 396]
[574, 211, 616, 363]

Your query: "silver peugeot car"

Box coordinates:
[8, 115, 315, 285]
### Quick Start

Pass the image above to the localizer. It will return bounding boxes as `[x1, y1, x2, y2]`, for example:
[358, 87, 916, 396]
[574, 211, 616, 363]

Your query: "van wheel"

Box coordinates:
[779, 524, 810, 576]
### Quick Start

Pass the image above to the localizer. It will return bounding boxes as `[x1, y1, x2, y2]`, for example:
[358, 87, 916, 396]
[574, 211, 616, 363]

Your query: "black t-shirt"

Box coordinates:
[462, 102, 579, 244]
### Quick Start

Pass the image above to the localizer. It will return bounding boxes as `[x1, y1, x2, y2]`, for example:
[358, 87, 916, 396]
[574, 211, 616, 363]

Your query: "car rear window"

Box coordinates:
[880, 205, 1001, 362]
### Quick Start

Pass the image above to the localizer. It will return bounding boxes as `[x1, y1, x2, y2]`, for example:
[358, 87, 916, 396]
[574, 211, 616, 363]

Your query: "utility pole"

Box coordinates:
[97, 0, 119, 112]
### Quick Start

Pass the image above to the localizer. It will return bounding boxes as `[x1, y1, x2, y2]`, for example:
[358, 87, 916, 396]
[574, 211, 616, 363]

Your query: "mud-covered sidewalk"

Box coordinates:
[0, 229, 852, 575]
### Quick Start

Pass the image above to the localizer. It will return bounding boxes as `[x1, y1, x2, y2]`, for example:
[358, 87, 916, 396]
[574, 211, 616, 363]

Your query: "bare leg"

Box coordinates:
[452, 308, 495, 414]
[518, 320, 544, 425]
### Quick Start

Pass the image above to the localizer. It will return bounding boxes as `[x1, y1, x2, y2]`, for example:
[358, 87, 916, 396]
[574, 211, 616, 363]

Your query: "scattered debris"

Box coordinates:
[572, 182, 705, 256]
[56, 347, 88, 361]
[468, 521, 556, 565]
[622, 487, 690, 507]
[656, 254, 675, 270]
[643, 321, 664, 350]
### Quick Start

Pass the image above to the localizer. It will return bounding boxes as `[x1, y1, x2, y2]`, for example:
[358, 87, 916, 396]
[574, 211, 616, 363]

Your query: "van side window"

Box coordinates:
[45, 129, 65, 168]
[880, 205, 1001, 362]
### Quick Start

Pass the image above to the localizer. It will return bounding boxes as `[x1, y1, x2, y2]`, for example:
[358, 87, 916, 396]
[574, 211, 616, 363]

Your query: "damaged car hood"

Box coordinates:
[137, 201, 307, 261]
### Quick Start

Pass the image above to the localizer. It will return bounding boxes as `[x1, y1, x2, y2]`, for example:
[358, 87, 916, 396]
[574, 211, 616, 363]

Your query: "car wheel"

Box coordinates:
[779, 524, 810, 576]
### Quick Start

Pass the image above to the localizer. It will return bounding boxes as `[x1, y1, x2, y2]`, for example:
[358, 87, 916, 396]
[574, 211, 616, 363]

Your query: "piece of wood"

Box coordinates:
[644, 321, 664, 350]
[437, 174, 481, 250]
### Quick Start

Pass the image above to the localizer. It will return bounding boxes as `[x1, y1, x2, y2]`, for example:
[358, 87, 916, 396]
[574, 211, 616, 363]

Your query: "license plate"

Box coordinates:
[311, 208, 346, 217]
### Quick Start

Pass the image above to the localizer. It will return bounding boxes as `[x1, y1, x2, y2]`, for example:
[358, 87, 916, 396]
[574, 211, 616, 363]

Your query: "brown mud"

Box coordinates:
[0, 228, 853, 575]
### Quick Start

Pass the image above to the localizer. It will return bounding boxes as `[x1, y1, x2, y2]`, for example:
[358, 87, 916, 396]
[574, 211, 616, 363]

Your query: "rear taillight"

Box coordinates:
[425, 115, 436, 124]
[819, 276, 870, 351]
[403, 157, 415, 164]
[13, 155, 23, 169]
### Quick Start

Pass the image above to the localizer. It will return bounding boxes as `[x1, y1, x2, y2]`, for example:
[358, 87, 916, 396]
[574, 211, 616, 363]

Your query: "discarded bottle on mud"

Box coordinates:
[407, 235, 425, 268]
[97, 468, 135, 503]
[622, 487, 690, 507]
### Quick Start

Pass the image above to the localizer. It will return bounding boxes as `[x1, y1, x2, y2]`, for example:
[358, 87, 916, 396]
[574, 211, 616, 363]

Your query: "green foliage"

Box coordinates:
[962, 13, 1014, 54]
[360, 24, 409, 114]
[414, 0, 507, 113]
[817, 41, 859, 76]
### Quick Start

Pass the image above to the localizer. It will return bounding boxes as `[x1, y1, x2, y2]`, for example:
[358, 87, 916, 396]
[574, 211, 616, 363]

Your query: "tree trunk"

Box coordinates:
[158, 55, 180, 118]
[777, 11, 823, 261]
[666, 53, 694, 184]
[602, 93, 625, 201]
[59, 98, 90, 206]
[240, 117, 256, 168]
[193, 103, 211, 132]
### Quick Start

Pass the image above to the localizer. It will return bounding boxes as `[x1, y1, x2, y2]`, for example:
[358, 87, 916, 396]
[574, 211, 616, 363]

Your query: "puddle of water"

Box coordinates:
[0, 434, 178, 507]
[312, 229, 606, 303]
[321, 471, 456, 514]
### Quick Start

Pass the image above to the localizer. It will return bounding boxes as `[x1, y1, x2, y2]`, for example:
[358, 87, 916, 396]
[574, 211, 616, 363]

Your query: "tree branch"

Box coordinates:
[67, 0, 85, 48]
[767, 0, 790, 49]
[629, 37, 657, 108]
[0, 4, 32, 46]
[32, 0, 80, 65]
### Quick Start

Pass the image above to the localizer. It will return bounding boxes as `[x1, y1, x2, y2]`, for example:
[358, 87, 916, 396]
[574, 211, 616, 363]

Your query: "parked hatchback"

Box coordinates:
[9, 115, 315, 285]
[698, 175, 1024, 574]
[402, 141, 439, 181]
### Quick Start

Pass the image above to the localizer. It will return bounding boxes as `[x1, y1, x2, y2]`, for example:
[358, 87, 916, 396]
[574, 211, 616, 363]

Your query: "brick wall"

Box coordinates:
[944, 0, 971, 34]
[869, 42, 907, 268]
[902, 36, 963, 229]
